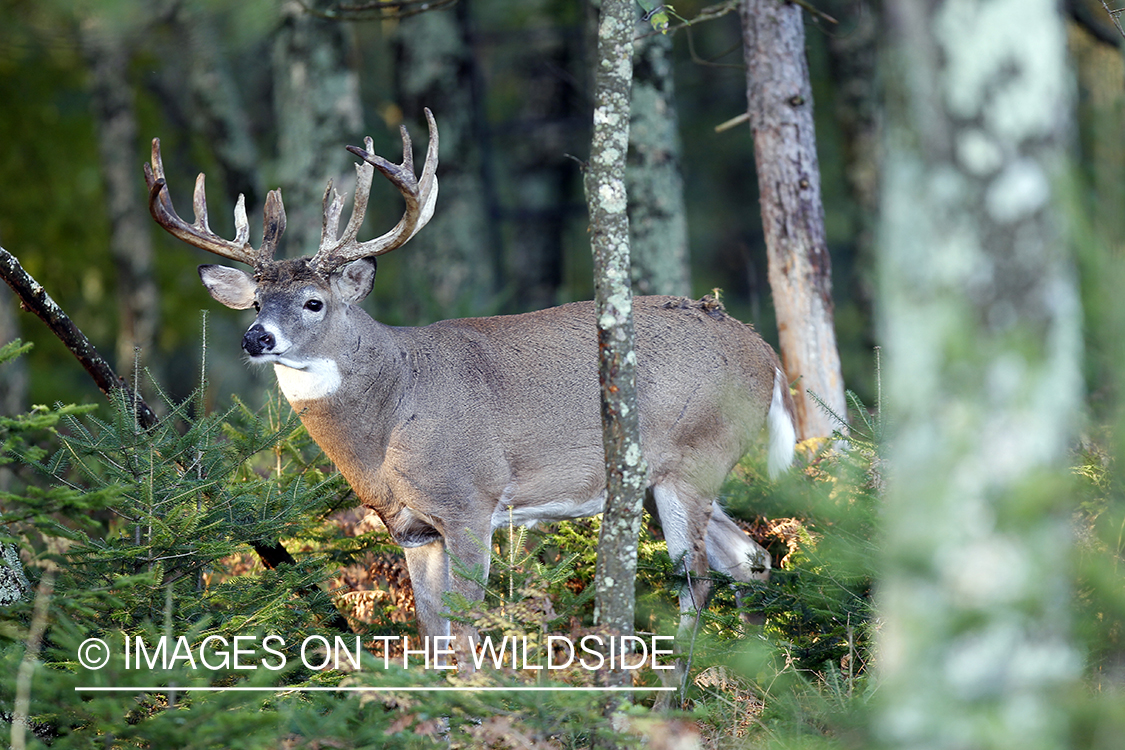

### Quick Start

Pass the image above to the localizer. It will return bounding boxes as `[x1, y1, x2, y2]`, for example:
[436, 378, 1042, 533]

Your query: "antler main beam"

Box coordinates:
[311, 108, 439, 275]
[146, 109, 436, 275]
[144, 139, 284, 270]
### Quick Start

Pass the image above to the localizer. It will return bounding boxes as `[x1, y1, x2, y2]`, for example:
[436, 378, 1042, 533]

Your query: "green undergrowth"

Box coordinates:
[2, 341, 883, 748]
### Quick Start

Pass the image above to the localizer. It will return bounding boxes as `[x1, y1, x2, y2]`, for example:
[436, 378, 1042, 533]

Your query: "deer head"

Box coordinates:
[144, 111, 438, 398]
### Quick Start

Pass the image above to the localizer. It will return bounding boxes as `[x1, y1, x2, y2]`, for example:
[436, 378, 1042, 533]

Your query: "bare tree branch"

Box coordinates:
[0, 245, 157, 429]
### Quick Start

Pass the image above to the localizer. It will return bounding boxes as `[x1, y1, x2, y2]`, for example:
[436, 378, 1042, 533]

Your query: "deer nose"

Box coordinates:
[242, 324, 276, 356]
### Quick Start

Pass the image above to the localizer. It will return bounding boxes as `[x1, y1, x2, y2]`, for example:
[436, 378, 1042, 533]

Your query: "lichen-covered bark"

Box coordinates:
[586, 0, 645, 680]
[742, 0, 847, 439]
[627, 22, 690, 297]
[273, 0, 363, 256]
[877, 1, 1082, 747]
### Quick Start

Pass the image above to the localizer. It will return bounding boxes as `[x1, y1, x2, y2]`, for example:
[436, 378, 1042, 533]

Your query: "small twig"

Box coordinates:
[715, 112, 751, 133]
[1101, 0, 1125, 38]
[642, 0, 836, 44]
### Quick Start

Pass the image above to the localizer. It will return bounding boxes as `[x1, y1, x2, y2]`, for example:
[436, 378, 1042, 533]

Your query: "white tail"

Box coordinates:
[768, 367, 797, 479]
[146, 112, 798, 666]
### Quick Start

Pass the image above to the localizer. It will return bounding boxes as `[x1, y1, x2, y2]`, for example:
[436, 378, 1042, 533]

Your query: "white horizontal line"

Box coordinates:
[75, 686, 675, 693]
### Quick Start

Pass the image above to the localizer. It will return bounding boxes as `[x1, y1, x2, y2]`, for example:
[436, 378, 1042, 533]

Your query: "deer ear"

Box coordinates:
[198, 265, 257, 310]
[332, 258, 376, 303]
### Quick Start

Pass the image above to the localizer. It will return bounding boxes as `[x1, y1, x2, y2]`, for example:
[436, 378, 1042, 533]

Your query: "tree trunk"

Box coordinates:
[78, 17, 159, 377]
[627, 22, 690, 297]
[179, 7, 262, 209]
[741, 0, 846, 439]
[273, 0, 364, 257]
[503, 1, 573, 313]
[393, 3, 496, 318]
[876, 1, 1082, 748]
[587, 0, 644, 687]
[0, 230, 26, 496]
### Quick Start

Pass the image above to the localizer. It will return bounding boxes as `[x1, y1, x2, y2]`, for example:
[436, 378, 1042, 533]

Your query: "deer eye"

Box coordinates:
[252, 301, 261, 312]
[304, 299, 324, 312]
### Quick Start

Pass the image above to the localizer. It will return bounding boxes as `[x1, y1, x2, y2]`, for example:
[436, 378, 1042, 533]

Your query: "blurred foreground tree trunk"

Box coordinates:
[742, 0, 847, 439]
[587, 0, 643, 688]
[876, 1, 1082, 748]
[78, 16, 159, 377]
[627, 22, 690, 297]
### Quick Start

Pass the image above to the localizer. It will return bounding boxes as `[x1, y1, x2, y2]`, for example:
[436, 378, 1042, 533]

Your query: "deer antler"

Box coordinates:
[144, 138, 285, 270]
[310, 108, 439, 275]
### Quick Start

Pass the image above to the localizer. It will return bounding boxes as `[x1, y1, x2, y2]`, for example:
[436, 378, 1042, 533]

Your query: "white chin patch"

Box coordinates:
[273, 359, 342, 403]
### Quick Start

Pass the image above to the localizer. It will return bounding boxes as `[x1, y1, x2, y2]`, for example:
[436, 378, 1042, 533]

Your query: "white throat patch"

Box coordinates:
[273, 359, 342, 403]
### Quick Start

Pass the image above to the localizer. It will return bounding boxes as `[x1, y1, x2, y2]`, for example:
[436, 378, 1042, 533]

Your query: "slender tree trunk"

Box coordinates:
[627, 22, 690, 297]
[0, 229, 26, 495]
[393, 3, 495, 318]
[587, 0, 644, 687]
[876, 1, 1082, 747]
[742, 0, 847, 439]
[78, 17, 159, 376]
[825, 3, 880, 302]
[273, 0, 363, 257]
[179, 7, 261, 209]
[505, 1, 573, 313]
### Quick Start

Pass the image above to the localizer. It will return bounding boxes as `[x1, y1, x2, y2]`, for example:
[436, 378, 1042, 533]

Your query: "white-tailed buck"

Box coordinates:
[144, 109, 797, 661]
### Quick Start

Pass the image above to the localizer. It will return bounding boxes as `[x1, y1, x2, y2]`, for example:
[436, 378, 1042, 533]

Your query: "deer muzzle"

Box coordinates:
[242, 323, 276, 357]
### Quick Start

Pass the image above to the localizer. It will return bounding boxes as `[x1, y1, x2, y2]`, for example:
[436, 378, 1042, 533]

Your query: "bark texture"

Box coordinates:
[627, 22, 690, 297]
[586, 0, 644, 682]
[742, 0, 847, 439]
[877, 1, 1082, 747]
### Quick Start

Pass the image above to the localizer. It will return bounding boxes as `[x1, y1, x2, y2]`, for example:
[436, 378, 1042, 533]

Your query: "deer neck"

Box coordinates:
[274, 316, 405, 471]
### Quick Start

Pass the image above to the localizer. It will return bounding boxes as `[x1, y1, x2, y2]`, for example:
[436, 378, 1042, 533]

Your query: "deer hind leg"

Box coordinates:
[651, 482, 716, 708]
[652, 483, 715, 633]
[707, 505, 770, 624]
[402, 539, 452, 646]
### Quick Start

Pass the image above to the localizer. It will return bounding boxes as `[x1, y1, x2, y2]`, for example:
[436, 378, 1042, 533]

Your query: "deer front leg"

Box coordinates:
[442, 524, 493, 673]
[402, 541, 453, 666]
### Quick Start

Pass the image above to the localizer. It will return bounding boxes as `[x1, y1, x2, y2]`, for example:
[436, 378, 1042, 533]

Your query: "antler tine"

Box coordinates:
[144, 138, 265, 268]
[194, 172, 251, 249]
[328, 141, 376, 253]
[318, 178, 347, 256]
[310, 109, 439, 274]
[260, 189, 286, 264]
